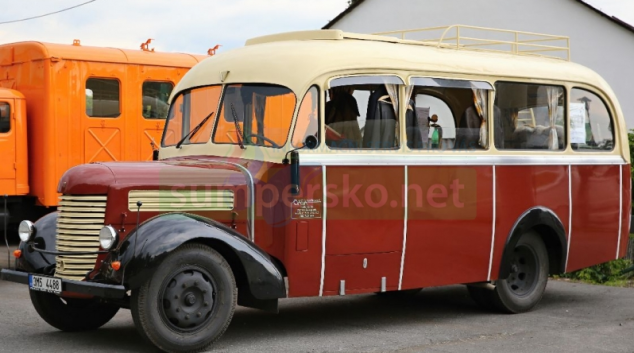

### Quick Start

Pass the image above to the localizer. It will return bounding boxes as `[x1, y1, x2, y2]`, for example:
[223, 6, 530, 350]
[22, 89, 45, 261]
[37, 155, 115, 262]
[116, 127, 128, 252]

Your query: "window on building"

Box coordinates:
[0, 102, 9, 133]
[570, 88, 614, 151]
[407, 78, 492, 150]
[142, 81, 174, 119]
[325, 76, 402, 149]
[292, 86, 319, 148]
[86, 78, 121, 118]
[494, 82, 565, 150]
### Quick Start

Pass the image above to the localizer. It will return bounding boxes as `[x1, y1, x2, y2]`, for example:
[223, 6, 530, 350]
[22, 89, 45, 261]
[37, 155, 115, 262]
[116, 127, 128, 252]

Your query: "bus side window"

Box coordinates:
[570, 88, 614, 151]
[494, 82, 565, 151]
[142, 81, 174, 119]
[0, 102, 9, 133]
[86, 78, 121, 118]
[291, 86, 319, 148]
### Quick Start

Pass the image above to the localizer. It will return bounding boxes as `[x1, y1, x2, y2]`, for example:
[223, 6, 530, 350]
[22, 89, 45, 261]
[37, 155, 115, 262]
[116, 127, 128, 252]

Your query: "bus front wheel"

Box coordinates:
[469, 231, 549, 314]
[131, 243, 237, 353]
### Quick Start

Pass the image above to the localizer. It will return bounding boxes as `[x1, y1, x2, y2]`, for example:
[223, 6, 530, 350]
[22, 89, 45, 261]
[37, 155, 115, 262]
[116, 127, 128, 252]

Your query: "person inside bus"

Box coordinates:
[325, 86, 362, 148]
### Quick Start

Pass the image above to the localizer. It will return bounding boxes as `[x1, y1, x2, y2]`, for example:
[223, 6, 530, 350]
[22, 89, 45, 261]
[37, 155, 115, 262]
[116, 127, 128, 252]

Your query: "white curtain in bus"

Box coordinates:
[472, 89, 488, 148]
[385, 84, 400, 145]
[546, 87, 560, 150]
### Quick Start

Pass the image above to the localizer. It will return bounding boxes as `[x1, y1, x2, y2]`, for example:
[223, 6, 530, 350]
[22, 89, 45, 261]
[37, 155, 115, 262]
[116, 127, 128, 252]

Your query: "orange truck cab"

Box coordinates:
[0, 41, 207, 227]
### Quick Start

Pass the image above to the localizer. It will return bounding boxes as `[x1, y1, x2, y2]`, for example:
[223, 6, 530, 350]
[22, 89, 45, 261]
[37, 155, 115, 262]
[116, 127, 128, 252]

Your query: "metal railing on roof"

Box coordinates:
[374, 25, 571, 61]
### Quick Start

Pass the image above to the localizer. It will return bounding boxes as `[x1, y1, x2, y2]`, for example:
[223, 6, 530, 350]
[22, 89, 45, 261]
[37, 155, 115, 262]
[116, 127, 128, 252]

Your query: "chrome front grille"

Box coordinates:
[55, 195, 107, 281]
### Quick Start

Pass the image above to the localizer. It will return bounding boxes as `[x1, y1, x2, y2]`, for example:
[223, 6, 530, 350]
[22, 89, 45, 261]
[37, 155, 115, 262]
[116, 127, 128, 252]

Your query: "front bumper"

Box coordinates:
[0, 269, 127, 299]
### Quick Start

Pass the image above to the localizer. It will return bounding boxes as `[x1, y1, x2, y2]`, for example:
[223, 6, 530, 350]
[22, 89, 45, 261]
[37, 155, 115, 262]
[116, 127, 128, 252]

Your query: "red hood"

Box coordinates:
[59, 158, 249, 195]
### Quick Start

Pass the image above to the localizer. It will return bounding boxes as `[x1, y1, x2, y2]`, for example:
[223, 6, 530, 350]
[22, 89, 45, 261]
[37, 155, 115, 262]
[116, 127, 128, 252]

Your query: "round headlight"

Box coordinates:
[18, 220, 35, 242]
[99, 226, 118, 250]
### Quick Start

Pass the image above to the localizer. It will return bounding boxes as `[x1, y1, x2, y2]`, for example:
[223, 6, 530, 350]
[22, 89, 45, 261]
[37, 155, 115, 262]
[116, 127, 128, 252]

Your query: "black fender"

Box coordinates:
[498, 207, 567, 279]
[114, 213, 286, 301]
[16, 212, 57, 274]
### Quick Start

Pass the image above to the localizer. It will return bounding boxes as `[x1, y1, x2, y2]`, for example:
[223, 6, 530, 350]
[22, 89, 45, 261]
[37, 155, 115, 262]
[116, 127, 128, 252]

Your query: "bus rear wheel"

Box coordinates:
[131, 243, 237, 353]
[469, 231, 548, 314]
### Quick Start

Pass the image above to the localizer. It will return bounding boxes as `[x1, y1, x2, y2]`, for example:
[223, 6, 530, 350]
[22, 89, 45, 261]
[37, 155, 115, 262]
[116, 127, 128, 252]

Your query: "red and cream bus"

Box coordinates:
[1, 26, 630, 353]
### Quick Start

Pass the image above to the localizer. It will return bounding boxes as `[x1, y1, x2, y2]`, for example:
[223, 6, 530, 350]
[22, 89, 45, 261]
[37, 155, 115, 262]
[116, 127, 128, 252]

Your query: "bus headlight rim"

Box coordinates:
[18, 220, 35, 243]
[99, 225, 118, 250]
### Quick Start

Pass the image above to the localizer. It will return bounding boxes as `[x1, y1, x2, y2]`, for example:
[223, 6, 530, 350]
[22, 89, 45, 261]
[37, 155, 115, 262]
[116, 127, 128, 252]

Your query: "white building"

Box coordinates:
[324, 0, 634, 128]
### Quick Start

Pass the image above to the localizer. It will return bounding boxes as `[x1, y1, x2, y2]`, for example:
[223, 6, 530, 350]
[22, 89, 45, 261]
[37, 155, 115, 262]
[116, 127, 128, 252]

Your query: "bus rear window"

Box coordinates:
[213, 84, 296, 148]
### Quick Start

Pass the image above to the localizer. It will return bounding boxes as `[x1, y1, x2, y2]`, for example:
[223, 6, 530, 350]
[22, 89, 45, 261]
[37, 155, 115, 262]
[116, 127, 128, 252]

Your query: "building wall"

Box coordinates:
[330, 0, 634, 128]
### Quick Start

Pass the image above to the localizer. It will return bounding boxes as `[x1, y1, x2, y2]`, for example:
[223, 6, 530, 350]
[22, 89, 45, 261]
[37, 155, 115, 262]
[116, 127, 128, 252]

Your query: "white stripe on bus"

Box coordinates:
[487, 165, 496, 282]
[565, 164, 572, 272]
[616, 164, 623, 259]
[319, 165, 327, 297]
[398, 166, 408, 290]
[300, 154, 626, 167]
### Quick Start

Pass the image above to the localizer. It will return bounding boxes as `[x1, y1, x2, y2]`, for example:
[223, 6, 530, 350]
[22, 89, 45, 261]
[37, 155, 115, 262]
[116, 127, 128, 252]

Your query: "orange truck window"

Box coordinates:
[86, 78, 121, 118]
[142, 81, 174, 119]
[0, 102, 9, 133]
[214, 84, 296, 148]
[162, 85, 222, 147]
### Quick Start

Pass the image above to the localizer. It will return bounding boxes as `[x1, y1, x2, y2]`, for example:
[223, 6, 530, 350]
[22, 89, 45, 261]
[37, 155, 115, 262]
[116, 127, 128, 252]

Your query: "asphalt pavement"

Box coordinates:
[0, 277, 633, 353]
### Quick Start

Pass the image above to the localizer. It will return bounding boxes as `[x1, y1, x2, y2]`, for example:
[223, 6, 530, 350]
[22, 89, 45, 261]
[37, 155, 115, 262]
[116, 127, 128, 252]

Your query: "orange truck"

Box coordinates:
[0, 40, 207, 226]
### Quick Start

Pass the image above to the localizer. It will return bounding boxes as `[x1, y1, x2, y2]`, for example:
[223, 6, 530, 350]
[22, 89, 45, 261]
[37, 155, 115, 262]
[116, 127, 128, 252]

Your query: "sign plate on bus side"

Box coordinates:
[291, 199, 322, 219]
[29, 274, 62, 295]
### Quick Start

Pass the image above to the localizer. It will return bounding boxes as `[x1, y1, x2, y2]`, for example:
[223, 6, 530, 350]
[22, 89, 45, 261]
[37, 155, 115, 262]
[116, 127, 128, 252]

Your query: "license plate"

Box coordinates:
[29, 275, 62, 295]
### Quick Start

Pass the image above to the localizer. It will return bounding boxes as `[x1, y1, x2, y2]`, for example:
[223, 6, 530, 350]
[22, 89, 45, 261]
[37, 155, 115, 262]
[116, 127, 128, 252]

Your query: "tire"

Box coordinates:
[131, 243, 237, 353]
[468, 231, 548, 314]
[30, 290, 119, 331]
[375, 288, 422, 298]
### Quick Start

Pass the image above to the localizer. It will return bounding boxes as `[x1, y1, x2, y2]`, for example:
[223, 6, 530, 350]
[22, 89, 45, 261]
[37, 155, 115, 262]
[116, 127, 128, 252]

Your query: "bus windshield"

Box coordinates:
[162, 85, 222, 147]
[213, 84, 296, 148]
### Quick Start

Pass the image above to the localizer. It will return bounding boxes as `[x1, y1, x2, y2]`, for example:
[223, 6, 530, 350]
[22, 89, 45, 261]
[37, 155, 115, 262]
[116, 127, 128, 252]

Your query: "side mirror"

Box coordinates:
[289, 150, 300, 195]
[304, 135, 318, 150]
[152, 150, 159, 161]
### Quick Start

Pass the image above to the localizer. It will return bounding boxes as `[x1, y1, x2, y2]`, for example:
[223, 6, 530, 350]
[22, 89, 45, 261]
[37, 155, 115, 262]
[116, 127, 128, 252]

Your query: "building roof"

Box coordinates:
[322, 0, 634, 34]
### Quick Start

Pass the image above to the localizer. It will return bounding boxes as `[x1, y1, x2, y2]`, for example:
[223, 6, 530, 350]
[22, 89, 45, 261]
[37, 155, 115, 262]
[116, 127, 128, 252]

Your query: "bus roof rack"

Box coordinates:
[374, 25, 571, 61]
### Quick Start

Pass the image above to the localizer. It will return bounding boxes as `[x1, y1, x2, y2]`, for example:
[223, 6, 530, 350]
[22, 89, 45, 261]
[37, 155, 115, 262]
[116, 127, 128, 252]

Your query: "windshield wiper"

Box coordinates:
[175, 111, 215, 149]
[231, 103, 246, 150]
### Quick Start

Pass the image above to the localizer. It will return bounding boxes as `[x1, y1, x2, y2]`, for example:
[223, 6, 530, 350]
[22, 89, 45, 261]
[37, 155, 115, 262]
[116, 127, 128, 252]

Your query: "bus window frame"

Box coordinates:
[325, 74, 405, 151]
[85, 77, 122, 119]
[493, 80, 568, 152]
[404, 76, 495, 152]
[569, 86, 616, 153]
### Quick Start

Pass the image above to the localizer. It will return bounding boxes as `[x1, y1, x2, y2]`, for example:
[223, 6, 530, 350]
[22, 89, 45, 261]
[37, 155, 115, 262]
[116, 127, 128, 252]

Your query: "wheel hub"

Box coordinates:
[507, 245, 538, 297]
[160, 269, 215, 331]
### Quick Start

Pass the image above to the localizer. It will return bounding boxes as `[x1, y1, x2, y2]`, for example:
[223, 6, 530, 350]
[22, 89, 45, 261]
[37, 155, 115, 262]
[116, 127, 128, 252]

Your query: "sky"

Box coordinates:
[0, 0, 632, 55]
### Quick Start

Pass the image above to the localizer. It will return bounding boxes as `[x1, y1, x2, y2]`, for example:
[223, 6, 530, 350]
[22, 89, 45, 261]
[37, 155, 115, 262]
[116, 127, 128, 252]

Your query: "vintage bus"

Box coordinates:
[0, 39, 207, 226]
[1, 26, 630, 353]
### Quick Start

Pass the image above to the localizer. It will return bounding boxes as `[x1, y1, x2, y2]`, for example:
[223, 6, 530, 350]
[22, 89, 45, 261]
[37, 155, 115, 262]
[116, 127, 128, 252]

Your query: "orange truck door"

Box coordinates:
[0, 99, 16, 194]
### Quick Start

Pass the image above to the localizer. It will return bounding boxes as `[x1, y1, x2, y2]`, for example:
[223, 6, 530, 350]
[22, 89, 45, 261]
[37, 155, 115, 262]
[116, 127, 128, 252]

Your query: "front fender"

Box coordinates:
[113, 213, 285, 300]
[16, 212, 57, 274]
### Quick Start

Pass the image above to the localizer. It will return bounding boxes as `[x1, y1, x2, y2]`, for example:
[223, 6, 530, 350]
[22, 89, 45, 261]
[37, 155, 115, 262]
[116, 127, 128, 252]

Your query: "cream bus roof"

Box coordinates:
[173, 29, 613, 101]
